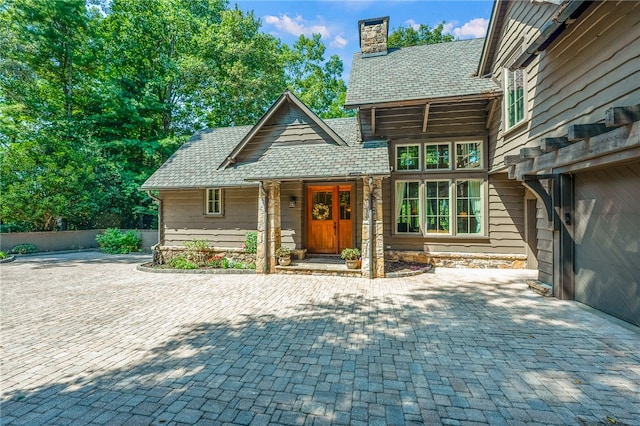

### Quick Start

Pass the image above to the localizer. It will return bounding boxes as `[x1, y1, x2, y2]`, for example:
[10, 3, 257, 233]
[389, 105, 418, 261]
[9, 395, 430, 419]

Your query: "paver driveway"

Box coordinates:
[1, 252, 639, 426]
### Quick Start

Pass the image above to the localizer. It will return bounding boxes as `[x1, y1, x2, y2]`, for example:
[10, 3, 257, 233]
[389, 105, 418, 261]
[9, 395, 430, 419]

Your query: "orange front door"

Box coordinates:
[307, 185, 353, 254]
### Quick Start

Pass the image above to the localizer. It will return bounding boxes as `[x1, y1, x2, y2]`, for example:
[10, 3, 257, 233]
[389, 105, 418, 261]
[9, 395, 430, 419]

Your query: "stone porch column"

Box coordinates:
[267, 181, 282, 273]
[256, 182, 267, 274]
[361, 177, 385, 278]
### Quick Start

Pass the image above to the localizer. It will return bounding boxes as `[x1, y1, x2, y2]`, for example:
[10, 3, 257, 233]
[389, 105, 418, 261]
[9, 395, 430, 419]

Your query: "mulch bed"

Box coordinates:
[384, 261, 433, 274]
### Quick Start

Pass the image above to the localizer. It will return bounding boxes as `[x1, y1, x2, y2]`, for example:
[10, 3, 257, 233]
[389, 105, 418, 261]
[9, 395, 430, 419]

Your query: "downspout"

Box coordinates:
[259, 181, 268, 274]
[146, 190, 162, 260]
[368, 176, 374, 279]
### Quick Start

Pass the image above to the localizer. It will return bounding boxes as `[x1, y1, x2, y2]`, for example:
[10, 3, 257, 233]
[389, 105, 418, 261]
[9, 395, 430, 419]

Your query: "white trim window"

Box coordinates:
[205, 188, 223, 215]
[424, 143, 451, 170]
[505, 67, 525, 129]
[455, 141, 482, 169]
[455, 179, 483, 235]
[395, 181, 421, 233]
[425, 180, 451, 234]
[396, 144, 420, 171]
[394, 179, 486, 236]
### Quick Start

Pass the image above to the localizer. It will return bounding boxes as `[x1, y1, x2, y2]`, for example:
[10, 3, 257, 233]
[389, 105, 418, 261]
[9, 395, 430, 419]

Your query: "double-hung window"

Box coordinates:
[205, 188, 223, 215]
[395, 140, 486, 236]
[505, 67, 525, 129]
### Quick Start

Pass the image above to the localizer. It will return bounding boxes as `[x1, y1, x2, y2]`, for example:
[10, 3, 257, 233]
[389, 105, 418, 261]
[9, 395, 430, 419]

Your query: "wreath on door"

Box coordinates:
[312, 203, 330, 220]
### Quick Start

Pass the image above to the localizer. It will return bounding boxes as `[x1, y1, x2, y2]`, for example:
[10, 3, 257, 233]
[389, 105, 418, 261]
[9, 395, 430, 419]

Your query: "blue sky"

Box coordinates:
[233, 1, 494, 81]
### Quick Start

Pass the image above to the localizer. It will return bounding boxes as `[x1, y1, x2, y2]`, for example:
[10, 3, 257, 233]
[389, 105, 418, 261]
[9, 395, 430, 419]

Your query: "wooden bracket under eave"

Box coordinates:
[371, 107, 376, 135]
[422, 103, 430, 133]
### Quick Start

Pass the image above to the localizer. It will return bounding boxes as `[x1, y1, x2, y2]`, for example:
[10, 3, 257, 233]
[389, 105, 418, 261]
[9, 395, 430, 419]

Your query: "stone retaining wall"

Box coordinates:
[385, 250, 527, 269]
[153, 245, 256, 265]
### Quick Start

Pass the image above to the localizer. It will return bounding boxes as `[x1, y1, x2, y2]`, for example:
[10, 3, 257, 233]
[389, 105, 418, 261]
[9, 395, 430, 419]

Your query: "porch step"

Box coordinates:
[275, 257, 362, 277]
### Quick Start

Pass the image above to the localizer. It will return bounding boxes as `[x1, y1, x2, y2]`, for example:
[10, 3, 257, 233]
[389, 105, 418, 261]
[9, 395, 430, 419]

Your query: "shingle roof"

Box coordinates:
[345, 38, 500, 107]
[140, 117, 389, 190]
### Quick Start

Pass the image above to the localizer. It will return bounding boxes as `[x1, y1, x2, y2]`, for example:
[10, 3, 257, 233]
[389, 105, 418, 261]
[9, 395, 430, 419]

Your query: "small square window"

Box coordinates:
[396, 145, 420, 171]
[455, 141, 482, 169]
[206, 188, 223, 215]
[424, 143, 450, 170]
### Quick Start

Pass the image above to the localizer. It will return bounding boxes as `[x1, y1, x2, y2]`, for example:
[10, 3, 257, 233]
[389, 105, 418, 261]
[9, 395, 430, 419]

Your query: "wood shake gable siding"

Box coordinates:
[236, 103, 339, 165]
[161, 188, 258, 247]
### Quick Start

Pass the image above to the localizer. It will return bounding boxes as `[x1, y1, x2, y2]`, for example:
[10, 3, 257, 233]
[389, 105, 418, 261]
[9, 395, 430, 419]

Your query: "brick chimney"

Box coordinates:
[358, 17, 389, 57]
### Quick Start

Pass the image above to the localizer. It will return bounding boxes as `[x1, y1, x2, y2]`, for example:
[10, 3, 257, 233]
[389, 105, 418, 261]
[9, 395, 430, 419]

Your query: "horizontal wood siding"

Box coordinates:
[382, 173, 525, 254]
[160, 188, 258, 247]
[489, 1, 640, 171]
[281, 182, 304, 248]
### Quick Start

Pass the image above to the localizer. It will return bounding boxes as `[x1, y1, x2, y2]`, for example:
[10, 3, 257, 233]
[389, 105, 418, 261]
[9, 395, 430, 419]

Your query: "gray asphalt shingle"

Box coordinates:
[141, 118, 389, 190]
[345, 38, 500, 107]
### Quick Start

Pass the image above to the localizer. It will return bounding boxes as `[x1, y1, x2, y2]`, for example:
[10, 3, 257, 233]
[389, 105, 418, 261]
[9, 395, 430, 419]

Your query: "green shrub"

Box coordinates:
[184, 239, 210, 251]
[184, 239, 210, 265]
[244, 231, 257, 254]
[221, 257, 230, 269]
[0, 251, 7, 259]
[0, 224, 25, 233]
[169, 256, 198, 269]
[10, 243, 37, 254]
[96, 228, 142, 254]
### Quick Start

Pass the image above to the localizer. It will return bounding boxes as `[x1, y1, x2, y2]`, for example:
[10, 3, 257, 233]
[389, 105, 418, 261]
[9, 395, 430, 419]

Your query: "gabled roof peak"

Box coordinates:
[219, 90, 347, 169]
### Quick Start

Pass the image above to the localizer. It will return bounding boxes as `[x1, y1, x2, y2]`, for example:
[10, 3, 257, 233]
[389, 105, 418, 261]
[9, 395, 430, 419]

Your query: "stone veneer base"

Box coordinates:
[385, 250, 528, 269]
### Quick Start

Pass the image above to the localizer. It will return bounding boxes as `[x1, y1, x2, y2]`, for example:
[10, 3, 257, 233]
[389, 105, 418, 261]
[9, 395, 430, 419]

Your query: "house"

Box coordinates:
[141, 15, 528, 279]
[479, 0, 640, 326]
[142, 2, 639, 325]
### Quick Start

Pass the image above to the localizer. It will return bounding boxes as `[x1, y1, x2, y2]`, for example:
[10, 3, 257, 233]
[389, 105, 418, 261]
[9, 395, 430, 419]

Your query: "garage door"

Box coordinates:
[574, 163, 640, 326]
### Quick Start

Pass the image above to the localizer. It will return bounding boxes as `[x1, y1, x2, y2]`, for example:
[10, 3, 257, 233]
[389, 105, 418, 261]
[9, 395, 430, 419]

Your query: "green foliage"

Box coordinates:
[244, 232, 257, 254]
[0, 224, 24, 233]
[10, 244, 37, 254]
[285, 34, 351, 119]
[184, 239, 210, 251]
[340, 247, 361, 260]
[169, 256, 198, 270]
[388, 22, 454, 48]
[96, 228, 142, 254]
[275, 246, 291, 258]
[184, 239, 211, 265]
[0, 0, 350, 231]
[0, 251, 7, 259]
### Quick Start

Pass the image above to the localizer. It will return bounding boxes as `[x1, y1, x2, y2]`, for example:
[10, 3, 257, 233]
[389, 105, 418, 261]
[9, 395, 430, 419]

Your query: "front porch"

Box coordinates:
[255, 177, 386, 278]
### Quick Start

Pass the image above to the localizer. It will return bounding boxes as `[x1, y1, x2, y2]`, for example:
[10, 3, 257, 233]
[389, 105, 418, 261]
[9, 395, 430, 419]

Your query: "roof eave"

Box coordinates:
[344, 91, 502, 110]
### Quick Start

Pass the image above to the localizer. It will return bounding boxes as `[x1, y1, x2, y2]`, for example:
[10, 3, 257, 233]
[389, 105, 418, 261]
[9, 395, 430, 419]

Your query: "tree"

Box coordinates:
[388, 22, 454, 48]
[285, 34, 352, 119]
[0, 0, 353, 231]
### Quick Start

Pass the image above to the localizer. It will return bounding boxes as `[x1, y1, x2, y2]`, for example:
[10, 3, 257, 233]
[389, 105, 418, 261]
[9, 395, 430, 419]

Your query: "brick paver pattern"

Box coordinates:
[1, 252, 639, 425]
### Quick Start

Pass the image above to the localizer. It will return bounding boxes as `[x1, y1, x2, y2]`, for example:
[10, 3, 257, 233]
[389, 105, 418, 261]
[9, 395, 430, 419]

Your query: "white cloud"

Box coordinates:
[405, 19, 420, 31]
[330, 35, 348, 49]
[452, 18, 489, 39]
[263, 14, 330, 39]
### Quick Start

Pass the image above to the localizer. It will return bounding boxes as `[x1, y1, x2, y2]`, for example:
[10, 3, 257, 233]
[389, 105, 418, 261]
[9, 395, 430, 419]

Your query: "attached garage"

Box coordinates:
[573, 163, 640, 326]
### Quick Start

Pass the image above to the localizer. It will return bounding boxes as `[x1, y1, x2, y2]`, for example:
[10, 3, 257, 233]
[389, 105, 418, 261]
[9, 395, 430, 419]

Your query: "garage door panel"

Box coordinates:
[574, 163, 640, 326]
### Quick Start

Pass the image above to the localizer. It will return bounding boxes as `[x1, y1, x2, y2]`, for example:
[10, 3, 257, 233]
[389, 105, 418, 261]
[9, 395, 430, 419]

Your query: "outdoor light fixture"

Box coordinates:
[289, 196, 296, 208]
